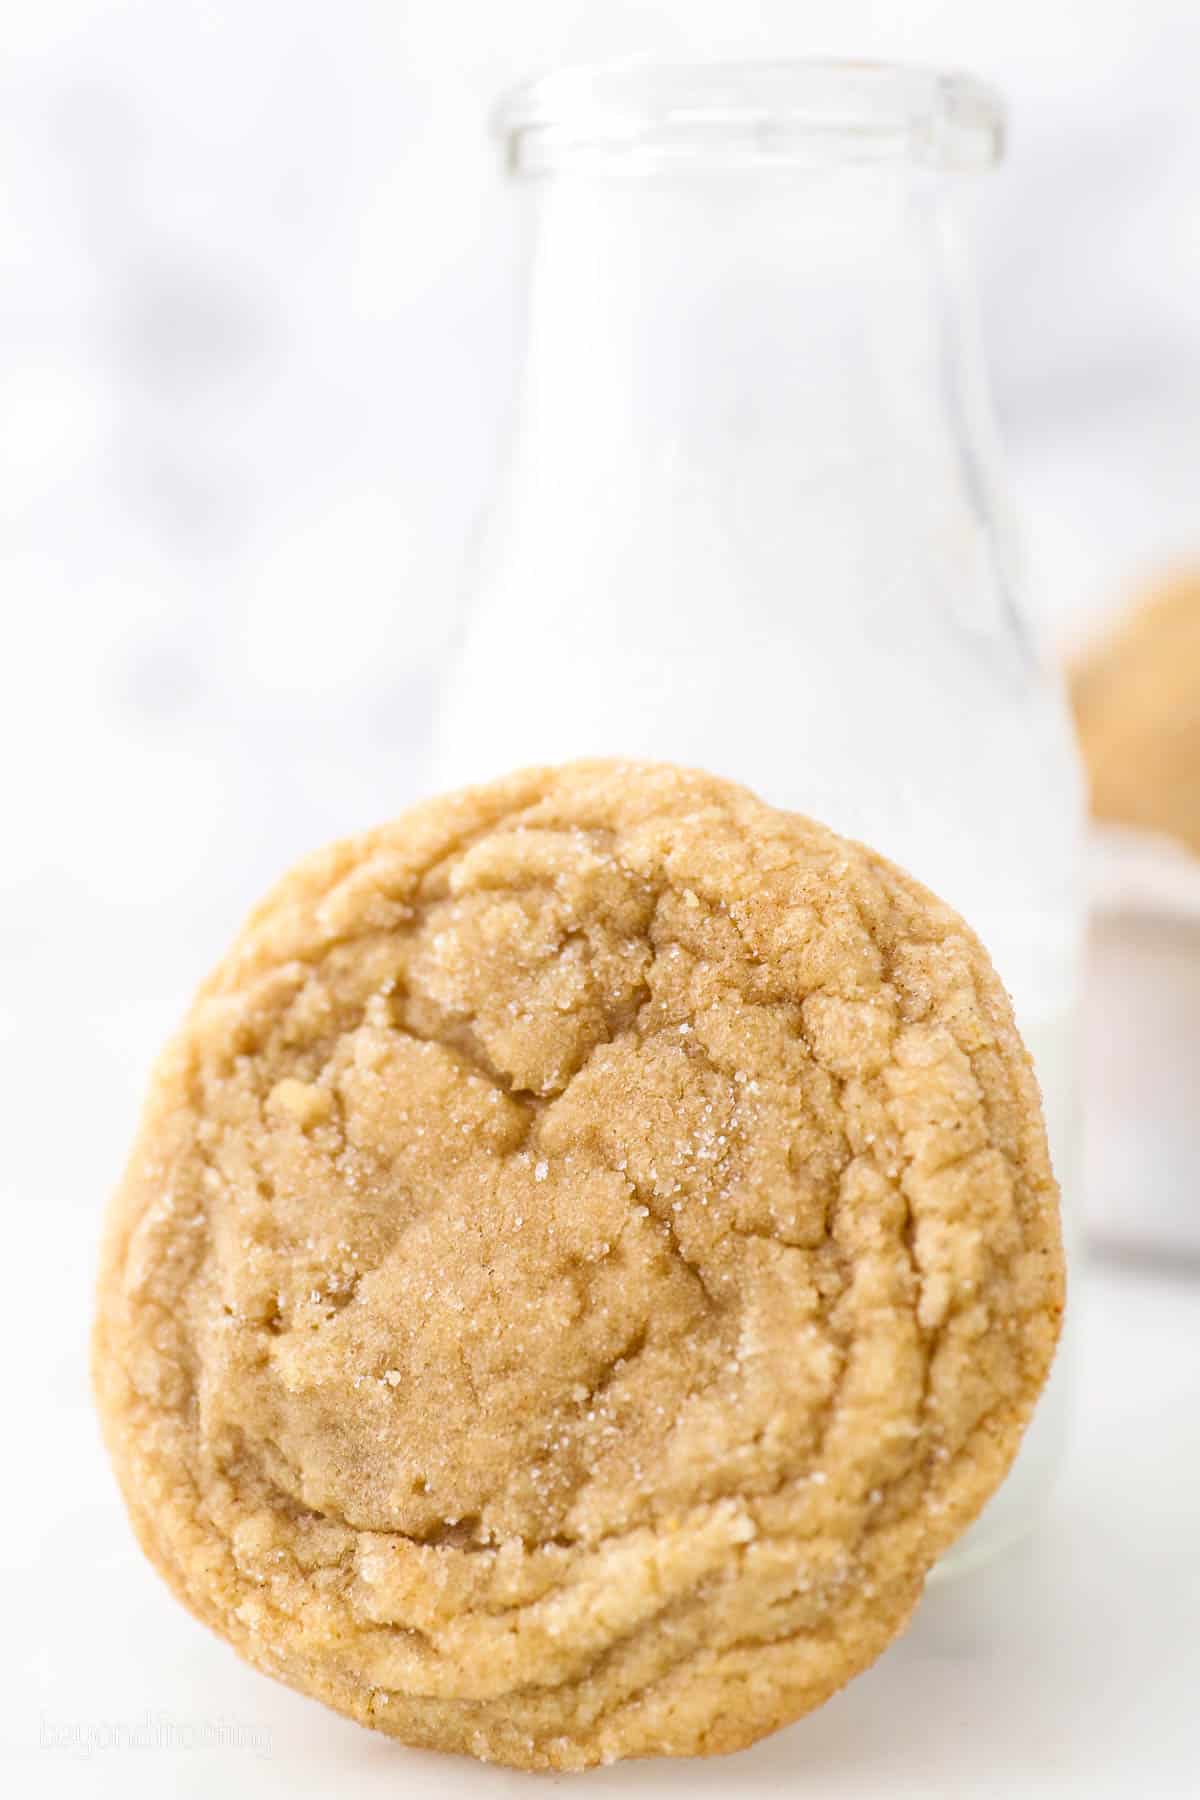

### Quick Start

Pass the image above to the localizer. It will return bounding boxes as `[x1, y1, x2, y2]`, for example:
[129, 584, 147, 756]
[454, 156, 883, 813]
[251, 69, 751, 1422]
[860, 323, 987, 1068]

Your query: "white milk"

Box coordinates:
[432, 65, 1085, 1575]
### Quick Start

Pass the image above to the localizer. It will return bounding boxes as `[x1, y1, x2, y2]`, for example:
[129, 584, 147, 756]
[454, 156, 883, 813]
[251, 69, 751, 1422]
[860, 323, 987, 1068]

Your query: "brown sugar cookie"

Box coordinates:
[93, 760, 1064, 1770]
[1070, 571, 1200, 856]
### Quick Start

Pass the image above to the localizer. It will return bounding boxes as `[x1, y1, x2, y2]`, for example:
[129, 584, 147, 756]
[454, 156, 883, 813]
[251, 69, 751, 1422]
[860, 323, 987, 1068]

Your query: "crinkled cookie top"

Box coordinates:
[94, 760, 1063, 1769]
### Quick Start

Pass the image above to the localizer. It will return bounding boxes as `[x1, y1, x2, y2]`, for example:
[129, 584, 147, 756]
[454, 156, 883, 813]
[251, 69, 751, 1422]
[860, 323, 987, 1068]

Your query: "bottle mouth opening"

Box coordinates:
[498, 58, 1004, 177]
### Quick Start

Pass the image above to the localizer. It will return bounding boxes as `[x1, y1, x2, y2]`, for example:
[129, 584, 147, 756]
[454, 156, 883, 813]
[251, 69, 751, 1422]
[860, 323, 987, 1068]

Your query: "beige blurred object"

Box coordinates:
[1070, 573, 1200, 856]
[1072, 576, 1200, 1257]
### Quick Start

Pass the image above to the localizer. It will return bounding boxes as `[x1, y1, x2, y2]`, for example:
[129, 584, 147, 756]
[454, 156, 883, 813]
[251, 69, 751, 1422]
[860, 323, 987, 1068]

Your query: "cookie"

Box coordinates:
[1071, 571, 1200, 855]
[93, 760, 1063, 1769]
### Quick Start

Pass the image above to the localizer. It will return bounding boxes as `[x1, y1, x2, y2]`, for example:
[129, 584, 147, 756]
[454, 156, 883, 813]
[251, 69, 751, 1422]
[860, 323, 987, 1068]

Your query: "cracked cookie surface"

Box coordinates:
[93, 760, 1064, 1769]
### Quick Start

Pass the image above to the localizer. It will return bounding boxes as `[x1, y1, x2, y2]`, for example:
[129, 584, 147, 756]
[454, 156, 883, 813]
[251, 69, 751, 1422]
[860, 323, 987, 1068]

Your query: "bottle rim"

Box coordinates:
[497, 58, 1004, 177]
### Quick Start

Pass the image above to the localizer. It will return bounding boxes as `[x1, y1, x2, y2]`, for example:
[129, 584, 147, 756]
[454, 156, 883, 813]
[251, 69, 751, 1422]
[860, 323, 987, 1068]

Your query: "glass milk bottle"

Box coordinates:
[431, 60, 1084, 1574]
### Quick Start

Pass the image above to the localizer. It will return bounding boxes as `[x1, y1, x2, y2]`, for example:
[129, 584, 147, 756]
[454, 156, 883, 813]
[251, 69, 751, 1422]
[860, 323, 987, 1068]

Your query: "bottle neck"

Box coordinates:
[511, 165, 984, 499]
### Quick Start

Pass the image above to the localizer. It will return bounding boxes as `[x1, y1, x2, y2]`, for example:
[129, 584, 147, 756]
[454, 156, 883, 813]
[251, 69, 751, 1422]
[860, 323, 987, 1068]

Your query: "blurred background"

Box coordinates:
[3, 4, 1199, 1795]
[5, 1, 1199, 1057]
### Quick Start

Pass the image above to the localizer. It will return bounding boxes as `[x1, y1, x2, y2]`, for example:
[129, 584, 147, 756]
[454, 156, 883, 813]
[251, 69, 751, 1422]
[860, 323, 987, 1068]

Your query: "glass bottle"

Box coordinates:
[431, 60, 1084, 1575]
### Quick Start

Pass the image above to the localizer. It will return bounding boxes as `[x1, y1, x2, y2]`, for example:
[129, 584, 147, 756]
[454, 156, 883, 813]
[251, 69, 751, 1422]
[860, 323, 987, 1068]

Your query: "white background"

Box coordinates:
[2, 3, 1198, 1795]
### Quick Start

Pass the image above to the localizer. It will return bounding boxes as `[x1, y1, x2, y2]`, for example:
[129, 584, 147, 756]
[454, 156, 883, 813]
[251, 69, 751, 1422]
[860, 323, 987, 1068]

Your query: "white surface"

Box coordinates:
[1080, 830, 1200, 1254]
[3, 2, 1200, 1793]
[4, 1263, 1197, 1796]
